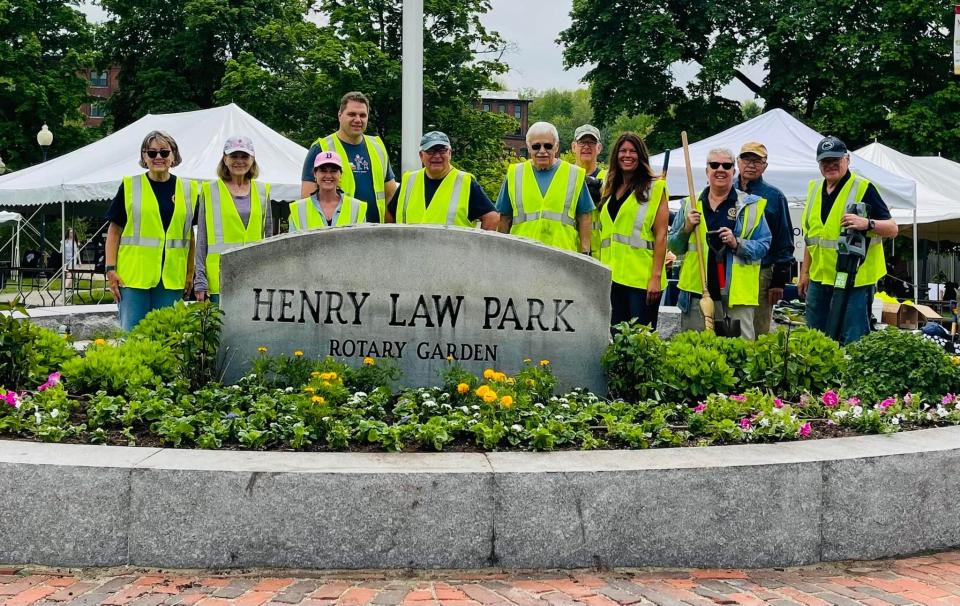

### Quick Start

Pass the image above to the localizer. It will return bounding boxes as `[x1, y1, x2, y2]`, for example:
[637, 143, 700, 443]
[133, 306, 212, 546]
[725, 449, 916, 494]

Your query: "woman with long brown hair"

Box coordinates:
[597, 132, 669, 327]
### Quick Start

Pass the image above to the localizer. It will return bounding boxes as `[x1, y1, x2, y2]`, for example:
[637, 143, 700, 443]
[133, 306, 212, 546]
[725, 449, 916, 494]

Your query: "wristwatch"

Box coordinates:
[104, 265, 116, 272]
[868, 219, 876, 231]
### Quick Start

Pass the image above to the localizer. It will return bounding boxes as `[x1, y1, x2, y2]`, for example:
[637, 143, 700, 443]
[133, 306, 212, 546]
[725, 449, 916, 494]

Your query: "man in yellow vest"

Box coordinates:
[573, 124, 607, 259]
[385, 131, 499, 229]
[496, 121, 594, 253]
[668, 148, 771, 340]
[798, 136, 897, 344]
[299, 91, 397, 222]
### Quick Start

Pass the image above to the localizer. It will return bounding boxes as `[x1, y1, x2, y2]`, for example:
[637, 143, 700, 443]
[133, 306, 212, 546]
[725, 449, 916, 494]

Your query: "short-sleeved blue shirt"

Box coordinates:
[495, 161, 595, 216]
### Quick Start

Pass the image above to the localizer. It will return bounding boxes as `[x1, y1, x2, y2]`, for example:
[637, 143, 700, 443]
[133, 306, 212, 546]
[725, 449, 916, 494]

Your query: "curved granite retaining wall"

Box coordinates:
[2, 427, 959, 569]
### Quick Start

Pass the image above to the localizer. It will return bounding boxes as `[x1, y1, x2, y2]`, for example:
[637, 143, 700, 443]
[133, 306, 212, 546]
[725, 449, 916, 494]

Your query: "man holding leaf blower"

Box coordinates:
[669, 147, 771, 340]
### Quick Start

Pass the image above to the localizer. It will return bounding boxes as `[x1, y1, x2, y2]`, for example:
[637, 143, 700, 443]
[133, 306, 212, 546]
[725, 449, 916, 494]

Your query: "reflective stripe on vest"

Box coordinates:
[289, 195, 365, 230]
[207, 181, 267, 254]
[511, 163, 579, 227]
[398, 169, 469, 226]
[598, 180, 667, 289]
[119, 176, 161, 247]
[319, 134, 388, 210]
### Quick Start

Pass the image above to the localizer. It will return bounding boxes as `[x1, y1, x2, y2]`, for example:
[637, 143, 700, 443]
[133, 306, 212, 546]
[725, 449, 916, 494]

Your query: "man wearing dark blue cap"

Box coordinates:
[798, 136, 898, 343]
[386, 131, 499, 229]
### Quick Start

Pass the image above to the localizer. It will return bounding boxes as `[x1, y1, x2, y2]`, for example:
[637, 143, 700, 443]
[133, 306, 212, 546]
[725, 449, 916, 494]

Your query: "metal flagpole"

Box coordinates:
[401, 0, 424, 173]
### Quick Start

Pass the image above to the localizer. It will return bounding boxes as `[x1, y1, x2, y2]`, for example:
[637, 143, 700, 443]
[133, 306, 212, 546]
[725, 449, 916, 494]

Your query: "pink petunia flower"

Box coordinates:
[693, 402, 707, 413]
[739, 417, 752, 430]
[37, 371, 62, 393]
[730, 394, 746, 402]
[774, 398, 784, 409]
[846, 397, 860, 406]
[942, 393, 955, 406]
[878, 398, 895, 410]
[3, 391, 18, 408]
[822, 390, 839, 407]
[798, 422, 811, 437]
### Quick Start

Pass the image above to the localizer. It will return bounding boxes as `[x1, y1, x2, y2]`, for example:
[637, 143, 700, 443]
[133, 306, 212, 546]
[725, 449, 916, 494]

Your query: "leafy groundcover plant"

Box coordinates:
[1, 312, 959, 451]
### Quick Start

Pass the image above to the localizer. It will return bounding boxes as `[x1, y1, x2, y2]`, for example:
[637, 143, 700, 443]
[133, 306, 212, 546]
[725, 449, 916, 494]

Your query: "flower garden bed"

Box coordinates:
[3, 300, 960, 452]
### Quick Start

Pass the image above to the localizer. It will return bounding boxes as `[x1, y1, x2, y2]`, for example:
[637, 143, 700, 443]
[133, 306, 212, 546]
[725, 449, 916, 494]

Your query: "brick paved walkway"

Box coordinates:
[4, 552, 960, 605]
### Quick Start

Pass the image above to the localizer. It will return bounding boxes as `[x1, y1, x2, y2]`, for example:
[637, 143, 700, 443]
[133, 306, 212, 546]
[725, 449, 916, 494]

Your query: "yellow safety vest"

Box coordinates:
[316, 134, 389, 221]
[117, 174, 196, 290]
[599, 180, 668, 290]
[396, 168, 473, 227]
[506, 160, 586, 252]
[202, 179, 270, 295]
[288, 195, 367, 231]
[676, 191, 767, 306]
[589, 167, 607, 260]
[801, 172, 885, 287]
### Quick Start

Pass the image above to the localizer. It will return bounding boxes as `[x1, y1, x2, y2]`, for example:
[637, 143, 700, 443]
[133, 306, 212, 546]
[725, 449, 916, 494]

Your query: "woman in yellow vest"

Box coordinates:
[194, 136, 273, 303]
[288, 151, 368, 232]
[104, 130, 197, 331]
[597, 133, 669, 328]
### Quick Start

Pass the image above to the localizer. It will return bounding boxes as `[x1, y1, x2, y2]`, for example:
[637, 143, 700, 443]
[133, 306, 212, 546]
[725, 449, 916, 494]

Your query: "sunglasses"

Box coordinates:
[531, 143, 555, 151]
[228, 152, 251, 160]
[708, 161, 734, 170]
[143, 149, 172, 159]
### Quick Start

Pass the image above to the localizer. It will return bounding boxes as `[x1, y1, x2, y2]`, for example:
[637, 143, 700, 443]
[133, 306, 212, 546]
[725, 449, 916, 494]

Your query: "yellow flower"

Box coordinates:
[493, 372, 507, 382]
[500, 395, 513, 407]
[257, 346, 268, 354]
[457, 383, 470, 394]
[523, 358, 532, 364]
[446, 355, 454, 362]
[293, 350, 304, 358]
[321, 381, 331, 388]
[329, 372, 338, 380]
[483, 368, 495, 379]
[539, 359, 550, 366]
[94, 338, 106, 346]
[526, 379, 535, 387]
[475, 385, 490, 397]
[482, 391, 498, 403]
[312, 395, 326, 405]
[363, 357, 375, 366]
[319, 372, 334, 381]
[953, 356, 960, 366]
[304, 386, 316, 394]
[311, 371, 322, 378]
[505, 376, 515, 385]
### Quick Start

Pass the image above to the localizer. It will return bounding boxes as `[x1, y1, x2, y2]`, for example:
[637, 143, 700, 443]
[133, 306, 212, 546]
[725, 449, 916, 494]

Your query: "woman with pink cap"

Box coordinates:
[288, 151, 368, 231]
[195, 135, 274, 303]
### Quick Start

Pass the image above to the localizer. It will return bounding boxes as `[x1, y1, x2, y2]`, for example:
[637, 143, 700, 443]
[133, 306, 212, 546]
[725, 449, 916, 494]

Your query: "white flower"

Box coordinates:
[423, 400, 436, 408]
[511, 424, 523, 432]
[50, 409, 59, 419]
[459, 406, 469, 414]
[321, 416, 330, 422]
[891, 417, 900, 425]
[759, 418, 770, 427]
[354, 391, 368, 399]
[554, 415, 564, 421]
[284, 387, 294, 393]
[937, 407, 949, 418]
[34, 412, 42, 424]
[852, 405, 863, 418]
[534, 403, 545, 409]
[471, 405, 480, 411]
[561, 403, 570, 409]
[834, 410, 849, 419]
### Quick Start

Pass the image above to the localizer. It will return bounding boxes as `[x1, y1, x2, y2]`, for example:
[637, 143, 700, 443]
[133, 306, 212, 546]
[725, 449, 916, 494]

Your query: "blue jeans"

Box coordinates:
[118, 285, 183, 332]
[805, 281, 872, 344]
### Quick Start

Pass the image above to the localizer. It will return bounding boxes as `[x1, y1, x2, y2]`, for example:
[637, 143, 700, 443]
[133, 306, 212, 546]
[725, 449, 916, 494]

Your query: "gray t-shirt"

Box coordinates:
[194, 190, 274, 294]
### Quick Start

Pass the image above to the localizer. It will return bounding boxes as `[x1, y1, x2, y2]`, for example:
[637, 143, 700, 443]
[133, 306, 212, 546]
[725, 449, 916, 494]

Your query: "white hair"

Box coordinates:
[706, 147, 735, 164]
[526, 121, 560, 147]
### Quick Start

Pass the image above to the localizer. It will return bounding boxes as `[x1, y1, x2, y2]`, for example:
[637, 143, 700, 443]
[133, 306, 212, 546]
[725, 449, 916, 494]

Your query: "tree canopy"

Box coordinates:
[560, 0, 959, 158]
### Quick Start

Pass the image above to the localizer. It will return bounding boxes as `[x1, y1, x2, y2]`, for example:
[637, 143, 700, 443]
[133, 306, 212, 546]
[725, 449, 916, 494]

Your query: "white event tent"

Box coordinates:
[854, 142, 960, 239]
[649, 108, 921, 297]
[0, 103, 308, 206]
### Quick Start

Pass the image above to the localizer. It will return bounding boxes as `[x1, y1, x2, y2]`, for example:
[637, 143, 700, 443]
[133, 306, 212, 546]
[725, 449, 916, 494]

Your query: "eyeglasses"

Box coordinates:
[708, 161, 734, 170]
[228, 152, 251, 160]
[530, 143, 555, 151]
[422, 147, 449, 156]
[576, 140, 598, 147]
[739, 156, 766, 166]
[144, 149, 172, 159]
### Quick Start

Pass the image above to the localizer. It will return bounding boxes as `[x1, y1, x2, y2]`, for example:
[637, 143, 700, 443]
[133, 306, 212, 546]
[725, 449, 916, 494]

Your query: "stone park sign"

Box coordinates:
[219, 225, 611, 391]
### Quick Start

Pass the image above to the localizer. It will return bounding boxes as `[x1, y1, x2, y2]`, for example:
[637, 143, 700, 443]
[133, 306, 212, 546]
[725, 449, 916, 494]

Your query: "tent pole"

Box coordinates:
[60, 200, 66, 306]
[913, 209, 919, 301]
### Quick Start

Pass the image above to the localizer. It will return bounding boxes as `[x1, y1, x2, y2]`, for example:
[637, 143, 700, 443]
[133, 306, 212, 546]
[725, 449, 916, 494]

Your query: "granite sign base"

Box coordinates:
[219, 226, 611, 392]
[2, 427, 959, 569]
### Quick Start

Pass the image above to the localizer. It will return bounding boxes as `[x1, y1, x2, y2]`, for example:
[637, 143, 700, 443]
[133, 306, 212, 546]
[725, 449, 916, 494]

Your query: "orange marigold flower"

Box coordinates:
[312, 395, 326, 405]
[475, 385, 490, 397]
[539, 359, 550, 366]
[257, 346, 268, 354]
[293, 350, 304, 357]
[482, 391, 498, 403]
[94, 338, 107, 346]
[483, 368, 495, 379]
[363, 357, 375, 366]
[500, 395, 514, 407]
[457, 383, 470, 394]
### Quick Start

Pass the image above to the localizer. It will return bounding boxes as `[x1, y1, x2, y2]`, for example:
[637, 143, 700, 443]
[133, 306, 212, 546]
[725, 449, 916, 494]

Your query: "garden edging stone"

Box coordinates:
[3, 426, 960, 569]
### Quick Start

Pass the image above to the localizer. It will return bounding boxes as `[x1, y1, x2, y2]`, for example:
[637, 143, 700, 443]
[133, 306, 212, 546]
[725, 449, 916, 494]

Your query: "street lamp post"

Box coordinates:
[36, 124, 53, 162]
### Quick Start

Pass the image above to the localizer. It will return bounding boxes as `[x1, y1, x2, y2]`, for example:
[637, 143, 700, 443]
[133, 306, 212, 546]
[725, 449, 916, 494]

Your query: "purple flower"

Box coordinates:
[822, 390, 839, 407]
[774, 398, 784, 409]
[730, 394, 746, 402]
[942, 394, 955, 406]
[693, 402, 707, 413]
[798, 422, 811, 437]
[739, 417, 752, 430]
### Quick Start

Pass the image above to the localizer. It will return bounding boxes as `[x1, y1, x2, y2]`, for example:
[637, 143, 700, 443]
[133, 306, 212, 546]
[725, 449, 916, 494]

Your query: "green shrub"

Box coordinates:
[0, 299, 33, 390]
[130, 302, 223, 389]
[26, 324, 78, 386]
[743, 327, 845, 397]
[663, 339, 736, 404]
[670, 330, 750, 385]
[601, 322, 667, 401]
[61, 339, 179, 395]
[844, 328, 960, 403]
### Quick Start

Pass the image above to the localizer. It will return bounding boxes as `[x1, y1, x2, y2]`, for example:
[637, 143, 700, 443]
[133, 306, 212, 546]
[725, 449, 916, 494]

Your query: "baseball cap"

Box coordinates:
[574, 124, 601, 142]
[816, 136, 848, 162]
[223, 135, 255, 156]
[739, 142, 768, 159]
[313, 150, 342, 169]
[419, 131, 451, 151]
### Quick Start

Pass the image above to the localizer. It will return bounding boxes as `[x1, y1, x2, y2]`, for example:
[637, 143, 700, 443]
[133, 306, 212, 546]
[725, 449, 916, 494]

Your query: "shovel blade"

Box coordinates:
[715, 317, 742, 338]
